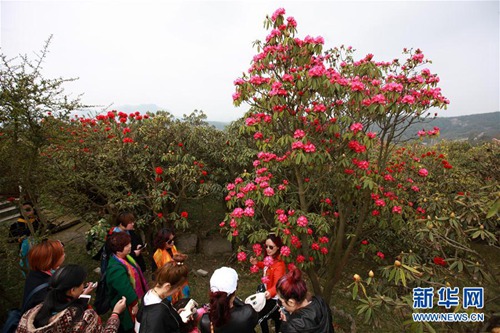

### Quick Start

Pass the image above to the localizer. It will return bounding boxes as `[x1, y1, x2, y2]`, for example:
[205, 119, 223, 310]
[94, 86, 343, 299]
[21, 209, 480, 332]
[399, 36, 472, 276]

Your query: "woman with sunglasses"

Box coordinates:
[249, 234, 286, 333]
[276, 269, 334, 333]
[16, 264, 127, 333]
[152, 228, 190, 303]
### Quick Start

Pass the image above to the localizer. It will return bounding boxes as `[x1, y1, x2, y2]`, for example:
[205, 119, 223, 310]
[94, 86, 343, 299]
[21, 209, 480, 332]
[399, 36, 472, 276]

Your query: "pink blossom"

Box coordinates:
[292, 141, 304, 150]
[254, 132, 264, 140]
[232, 230, 239, 236]
[250, 265, 259, 273]
[376, 251, 385, 259]
[319, 236, 329, 243]
[320, 247, 328, 255]
[253, 243, 262, 256]
[313, 104, 326, 112]
[308, 65, 326, 77]
[227, 183, 235, 191]
[278, 214, 288, 223]
[232, 92, 241, 101]
[411, 185, 420, 192]
[401, 95, 415, 104]
[280, 246, 291, 257]
[271, 8, 286, 21]
[230, 219, 237, 228]
[219, 221, 225, 227]
[296, 255, 305, 263]
[384, 174, 395, 182]
[350, 122, 363, 134]
[235, 177, 243, 184]
[311, 243, 320, 251]
[234, 78, 245, 85]
[263, 256, 274, 267]
[357, 161, 369, 170]
[286, 16, 297, 27]
[293, 129, 305, 139]
[245, 199, 255, 207]
[261, 276, 271, 284]
[231, 208, 244, 218]
[263, 187, 275, 197]
[243, 207, 255, 217]
[237, 252, 247, 262]
[375, 199, 386, 207]
[372, 210, 380, 216]
[304, 143, 316, 153]
[350, 81, 365, 91]
[297, 216, 308, 227]
[418, 168, 429, 177]
[348, 140, 367, 153]
[392, 206, 402, 214]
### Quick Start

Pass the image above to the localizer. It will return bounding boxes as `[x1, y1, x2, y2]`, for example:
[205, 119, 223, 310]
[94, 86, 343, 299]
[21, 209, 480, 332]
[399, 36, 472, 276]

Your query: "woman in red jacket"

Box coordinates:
[249, 233, 286, 333]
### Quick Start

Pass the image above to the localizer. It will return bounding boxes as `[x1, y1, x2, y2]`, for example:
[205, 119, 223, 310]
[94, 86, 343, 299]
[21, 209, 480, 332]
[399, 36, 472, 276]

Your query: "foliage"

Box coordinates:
[0, 36, 82, 228]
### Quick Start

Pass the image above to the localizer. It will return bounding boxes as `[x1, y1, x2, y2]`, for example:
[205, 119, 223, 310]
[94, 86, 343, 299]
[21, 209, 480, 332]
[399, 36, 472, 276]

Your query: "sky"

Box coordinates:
[1, 0, 499, 122]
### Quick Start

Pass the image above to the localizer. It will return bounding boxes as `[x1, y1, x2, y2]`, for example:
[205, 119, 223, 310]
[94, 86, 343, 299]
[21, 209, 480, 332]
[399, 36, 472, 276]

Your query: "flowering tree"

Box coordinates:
[41, 110, 226, 236]
[221, 8, 451, 303]
[0, 36, 81, 228]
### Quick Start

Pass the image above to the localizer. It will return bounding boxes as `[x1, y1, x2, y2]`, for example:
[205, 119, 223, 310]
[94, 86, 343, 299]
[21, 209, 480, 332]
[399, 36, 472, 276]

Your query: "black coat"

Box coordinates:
[281, 296, 334, 333]
[22, 270, 51, 312]
[137, 298, 182, 333]
[199, 298, 258, 333]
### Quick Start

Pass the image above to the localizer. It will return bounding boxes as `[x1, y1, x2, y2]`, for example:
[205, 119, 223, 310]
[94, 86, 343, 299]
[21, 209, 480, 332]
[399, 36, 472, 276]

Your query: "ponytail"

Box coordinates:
[276, 268, 307, 303]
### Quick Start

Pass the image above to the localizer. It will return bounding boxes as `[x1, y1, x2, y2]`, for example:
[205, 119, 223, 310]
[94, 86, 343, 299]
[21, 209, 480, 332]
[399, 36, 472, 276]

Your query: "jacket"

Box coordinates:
[105, 256, 141, 331]
[22, 270, 51, 312]
[152, 246, 178, 269]
[280, 296, 334, 333]
[199, 298, 258, 333]
[15, 303, 120, 333]
[256, 257, 286, 298]
[137, 298, 181, 333]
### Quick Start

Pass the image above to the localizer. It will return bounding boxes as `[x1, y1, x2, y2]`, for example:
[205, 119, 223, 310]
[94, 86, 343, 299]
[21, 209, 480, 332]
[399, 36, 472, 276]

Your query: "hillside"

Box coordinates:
[407, 111, 500, 142]
[210, 111, 499, 142]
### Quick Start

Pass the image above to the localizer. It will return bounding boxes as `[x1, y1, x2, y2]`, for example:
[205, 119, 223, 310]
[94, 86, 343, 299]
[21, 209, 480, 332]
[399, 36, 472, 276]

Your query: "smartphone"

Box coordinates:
[138, 243, 147, 249]
[79, 294, 91, 305]
[179, 299, 198, 323]
[92, 282, 98, 288]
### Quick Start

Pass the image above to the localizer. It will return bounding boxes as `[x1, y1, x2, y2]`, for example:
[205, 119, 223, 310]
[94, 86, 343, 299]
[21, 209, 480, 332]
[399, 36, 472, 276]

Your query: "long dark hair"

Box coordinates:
[266, 233, 283, 259]
[208, 291, 234, 328]
[34, 264, 87, 327]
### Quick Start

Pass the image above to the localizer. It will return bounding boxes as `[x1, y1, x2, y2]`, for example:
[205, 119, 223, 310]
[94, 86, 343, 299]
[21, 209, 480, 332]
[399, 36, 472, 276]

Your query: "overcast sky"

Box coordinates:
[1, 0, 499, 122]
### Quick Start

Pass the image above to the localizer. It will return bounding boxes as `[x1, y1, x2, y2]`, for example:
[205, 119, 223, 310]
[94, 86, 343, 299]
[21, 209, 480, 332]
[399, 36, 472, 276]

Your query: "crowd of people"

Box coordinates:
[4, 208, 334, 333]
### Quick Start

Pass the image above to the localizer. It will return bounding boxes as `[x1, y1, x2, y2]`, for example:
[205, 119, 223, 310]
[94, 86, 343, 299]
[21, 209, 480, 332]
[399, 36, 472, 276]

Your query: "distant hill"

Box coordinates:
[111, 106, 498, 142]
[406, 111, 500, 142]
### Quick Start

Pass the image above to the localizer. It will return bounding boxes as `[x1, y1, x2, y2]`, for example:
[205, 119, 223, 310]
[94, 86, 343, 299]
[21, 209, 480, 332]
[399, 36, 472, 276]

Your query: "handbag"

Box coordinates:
[1, 282, 49, 333]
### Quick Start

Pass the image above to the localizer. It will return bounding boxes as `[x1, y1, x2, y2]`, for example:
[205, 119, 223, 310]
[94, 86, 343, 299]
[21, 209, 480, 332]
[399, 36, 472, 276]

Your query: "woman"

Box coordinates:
[152, 228, 189, 302]
[199, 267, 258, 333]
[152, 228, 178, 270]
[16, 264, 127, 333]
[106, 231, 148, 333]
[112, 211, 147, 272]
[136, 254, 190, 333]
[21, 239, 66, 312]
[9, 202, 41, 272]
[249, 234, 286, 333]
[276, 269, 334, 333]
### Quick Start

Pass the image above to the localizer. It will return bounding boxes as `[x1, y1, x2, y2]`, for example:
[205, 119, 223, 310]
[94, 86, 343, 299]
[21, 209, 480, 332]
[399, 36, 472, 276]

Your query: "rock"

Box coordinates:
[200, 237, 232, 256]
[195, 269, 208, 277]
[176, 233, 198, 254]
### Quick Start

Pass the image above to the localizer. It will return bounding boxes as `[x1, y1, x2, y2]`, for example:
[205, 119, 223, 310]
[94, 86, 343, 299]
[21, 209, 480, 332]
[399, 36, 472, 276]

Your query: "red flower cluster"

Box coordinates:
[433, 256, 446, 266]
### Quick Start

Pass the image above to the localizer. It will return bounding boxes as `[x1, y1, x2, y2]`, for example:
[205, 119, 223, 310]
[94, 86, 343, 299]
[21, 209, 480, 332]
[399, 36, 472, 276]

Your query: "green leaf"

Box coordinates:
[486, 198, 499, 218]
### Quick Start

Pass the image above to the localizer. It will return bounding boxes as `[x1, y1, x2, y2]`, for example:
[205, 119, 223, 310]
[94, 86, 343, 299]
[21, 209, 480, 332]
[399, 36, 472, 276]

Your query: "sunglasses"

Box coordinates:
[265, 245, 275, 250]
[166, 238, 175, 245]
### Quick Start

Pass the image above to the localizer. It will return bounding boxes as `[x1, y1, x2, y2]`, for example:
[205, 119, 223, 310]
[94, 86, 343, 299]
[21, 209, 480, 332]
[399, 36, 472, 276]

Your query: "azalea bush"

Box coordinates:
[40, 109, 234, 238]
[218, 8, 498, 331]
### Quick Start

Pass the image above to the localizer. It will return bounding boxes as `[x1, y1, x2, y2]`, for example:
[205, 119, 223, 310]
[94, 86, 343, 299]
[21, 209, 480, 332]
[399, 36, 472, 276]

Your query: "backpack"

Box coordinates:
[93, 245, 111, 315]
[1, 283, 49, 333]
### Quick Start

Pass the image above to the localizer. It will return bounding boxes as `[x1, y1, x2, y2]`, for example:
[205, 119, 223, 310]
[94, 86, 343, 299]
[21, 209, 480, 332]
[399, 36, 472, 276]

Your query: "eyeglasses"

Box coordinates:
[265, 245, 275, 250]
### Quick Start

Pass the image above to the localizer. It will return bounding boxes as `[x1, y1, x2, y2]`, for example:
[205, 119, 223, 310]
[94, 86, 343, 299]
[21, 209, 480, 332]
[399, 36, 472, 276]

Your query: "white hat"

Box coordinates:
[245, 292, 266, 312]
[210, 267, 238, 295]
